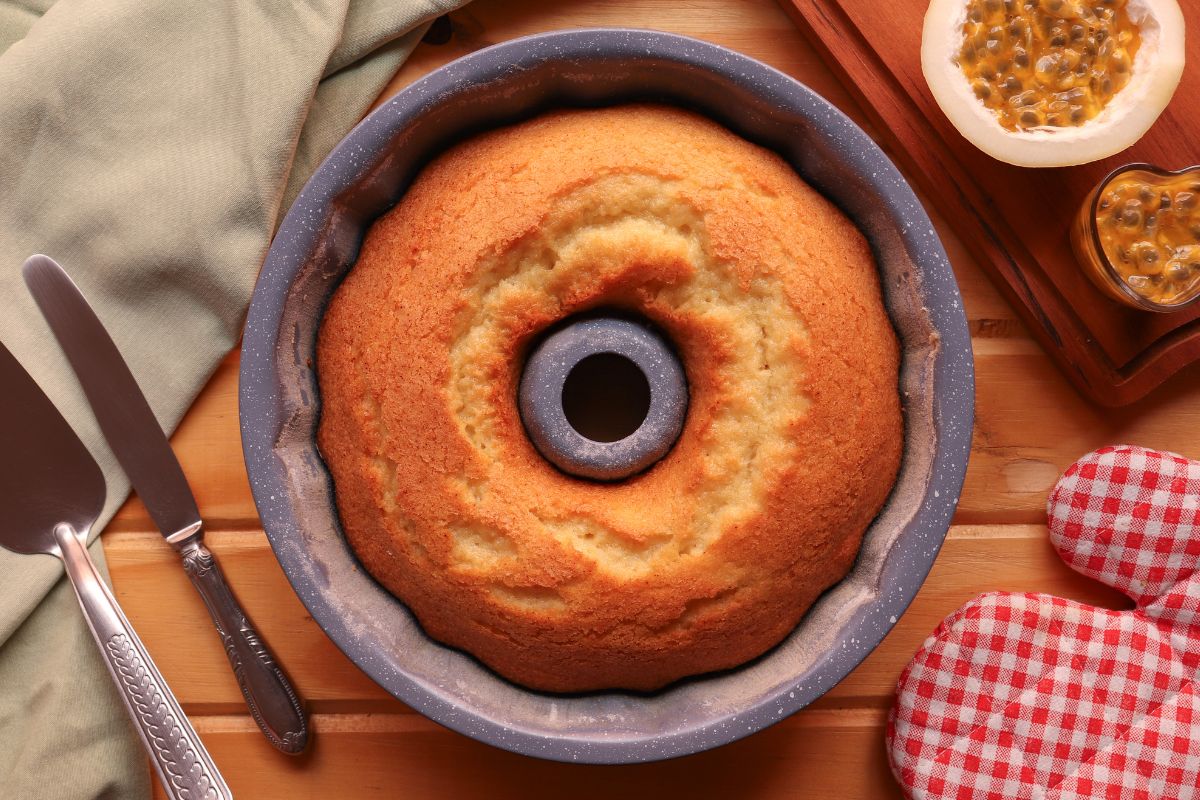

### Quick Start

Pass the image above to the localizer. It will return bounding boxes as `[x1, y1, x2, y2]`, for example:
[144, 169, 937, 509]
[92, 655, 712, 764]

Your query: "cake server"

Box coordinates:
[0, 339, 232, 800]
[23, 254, 309, 755]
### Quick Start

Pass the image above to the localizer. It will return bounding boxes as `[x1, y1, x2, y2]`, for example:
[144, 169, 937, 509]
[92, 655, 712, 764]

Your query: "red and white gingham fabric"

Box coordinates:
[888, 446, 1200, 799]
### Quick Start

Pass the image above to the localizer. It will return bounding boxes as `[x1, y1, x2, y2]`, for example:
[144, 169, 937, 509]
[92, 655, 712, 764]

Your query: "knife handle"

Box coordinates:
[53, 524, 233, 800]
[177, 536, 309, 754]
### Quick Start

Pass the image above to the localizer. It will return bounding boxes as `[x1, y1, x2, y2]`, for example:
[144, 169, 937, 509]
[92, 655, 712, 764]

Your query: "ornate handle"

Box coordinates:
[54, 524, 232, 800]
[177, 536, 308, 754]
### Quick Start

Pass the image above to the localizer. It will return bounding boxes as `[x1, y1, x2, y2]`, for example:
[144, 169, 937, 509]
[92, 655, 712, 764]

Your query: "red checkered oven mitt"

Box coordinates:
[888, 446, 1200, 799]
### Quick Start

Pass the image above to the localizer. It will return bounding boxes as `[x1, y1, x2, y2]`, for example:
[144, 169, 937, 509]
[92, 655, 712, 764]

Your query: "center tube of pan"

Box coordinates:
[518, 315, 688, 481]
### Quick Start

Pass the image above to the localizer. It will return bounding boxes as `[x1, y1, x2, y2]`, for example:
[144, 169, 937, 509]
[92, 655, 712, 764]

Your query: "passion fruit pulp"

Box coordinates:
[960, 0, 1141, 131]
[1076, 164, 1200, 309]
[923, 0, 1185, 167]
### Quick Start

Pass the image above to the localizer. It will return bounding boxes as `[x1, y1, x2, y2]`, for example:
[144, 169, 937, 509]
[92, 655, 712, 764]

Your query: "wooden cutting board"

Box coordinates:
[778, 0, 1200, 406]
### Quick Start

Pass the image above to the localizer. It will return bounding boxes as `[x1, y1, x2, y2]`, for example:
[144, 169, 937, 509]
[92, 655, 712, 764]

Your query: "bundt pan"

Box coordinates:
[240, 29, 974, 764]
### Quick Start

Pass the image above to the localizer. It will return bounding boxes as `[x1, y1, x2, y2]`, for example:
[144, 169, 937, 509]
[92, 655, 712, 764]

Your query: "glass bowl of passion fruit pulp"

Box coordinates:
[1073, 164, 1200, 312]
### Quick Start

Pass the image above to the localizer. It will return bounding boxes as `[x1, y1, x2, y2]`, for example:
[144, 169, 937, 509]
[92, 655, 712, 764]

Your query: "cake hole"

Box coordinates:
[561, 353, 650, 443]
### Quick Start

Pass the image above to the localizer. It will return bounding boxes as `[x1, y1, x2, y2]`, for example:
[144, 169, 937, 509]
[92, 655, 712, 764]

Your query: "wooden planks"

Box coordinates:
[960, 336, 1200, 523]
[373, 0, 868, 130]
[96, 0, 1200, 796]
[106, 525, 1129, 718]
[151, 710, 902, 800]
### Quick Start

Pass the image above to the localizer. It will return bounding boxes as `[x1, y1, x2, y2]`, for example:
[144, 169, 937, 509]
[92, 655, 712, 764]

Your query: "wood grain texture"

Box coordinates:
[151, 711, 902, 800]
[780, 0, 1200, 406]
[105, 525, 1129, 717]
[98, 0, 1200, 796]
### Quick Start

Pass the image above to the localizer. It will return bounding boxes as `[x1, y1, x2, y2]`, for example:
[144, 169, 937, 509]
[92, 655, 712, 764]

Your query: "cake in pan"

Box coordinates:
[316, 104, 902, 692]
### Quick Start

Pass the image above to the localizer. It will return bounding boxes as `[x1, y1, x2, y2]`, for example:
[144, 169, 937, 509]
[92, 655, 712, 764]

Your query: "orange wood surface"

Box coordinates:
[779, 0, 1200, 406]
[99, 1, 1200, 797]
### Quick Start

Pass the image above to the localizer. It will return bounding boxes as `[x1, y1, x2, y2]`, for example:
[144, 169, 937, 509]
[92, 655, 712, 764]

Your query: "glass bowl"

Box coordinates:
[1072, 162, 1200, 313]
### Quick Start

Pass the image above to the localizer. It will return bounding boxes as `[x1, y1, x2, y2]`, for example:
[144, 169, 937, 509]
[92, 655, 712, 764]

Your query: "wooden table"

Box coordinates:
[102, 1, 1200, 797]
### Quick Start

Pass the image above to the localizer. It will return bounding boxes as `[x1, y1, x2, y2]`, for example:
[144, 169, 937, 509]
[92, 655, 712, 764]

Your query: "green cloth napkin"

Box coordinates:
[0, 1, 465, 796]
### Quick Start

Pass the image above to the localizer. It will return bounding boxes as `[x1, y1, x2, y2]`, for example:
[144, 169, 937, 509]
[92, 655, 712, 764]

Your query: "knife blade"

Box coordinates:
[0, 337, 231, 800]
[24, 254, 309, 754]
[21, 254, 200, 541]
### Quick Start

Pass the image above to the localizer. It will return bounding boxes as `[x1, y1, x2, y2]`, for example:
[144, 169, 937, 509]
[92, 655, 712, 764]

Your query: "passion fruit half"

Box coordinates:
[922, 0, 1185, 167]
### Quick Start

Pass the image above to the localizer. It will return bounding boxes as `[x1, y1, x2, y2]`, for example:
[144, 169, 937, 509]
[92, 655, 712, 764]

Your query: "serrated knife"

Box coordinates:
[24, 254, 308, 755]
[0, 338, 231, 800]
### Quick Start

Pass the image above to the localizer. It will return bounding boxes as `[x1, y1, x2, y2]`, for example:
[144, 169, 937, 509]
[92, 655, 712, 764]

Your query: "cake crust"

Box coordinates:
[316, 105, 903, 692]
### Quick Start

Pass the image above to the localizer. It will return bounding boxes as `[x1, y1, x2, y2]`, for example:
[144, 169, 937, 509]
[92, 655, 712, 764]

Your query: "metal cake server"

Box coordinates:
[23, 254, 309, 755]
[0, 339, 232, 800]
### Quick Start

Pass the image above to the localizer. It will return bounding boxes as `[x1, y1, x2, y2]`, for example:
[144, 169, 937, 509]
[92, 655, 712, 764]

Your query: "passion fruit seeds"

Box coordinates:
[1097, 171, 1200, 305]
[958, 0, 1141, 131]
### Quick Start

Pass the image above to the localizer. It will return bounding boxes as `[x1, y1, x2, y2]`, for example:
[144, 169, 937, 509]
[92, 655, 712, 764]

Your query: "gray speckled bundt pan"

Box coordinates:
[239, 29, 974, 764]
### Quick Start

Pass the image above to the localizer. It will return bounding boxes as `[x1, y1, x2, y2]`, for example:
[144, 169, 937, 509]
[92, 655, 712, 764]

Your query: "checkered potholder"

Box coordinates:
[888, 446, 1200, 799]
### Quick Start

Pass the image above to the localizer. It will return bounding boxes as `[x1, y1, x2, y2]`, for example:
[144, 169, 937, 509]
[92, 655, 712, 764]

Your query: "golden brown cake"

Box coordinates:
[316, 104, 903, 692]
